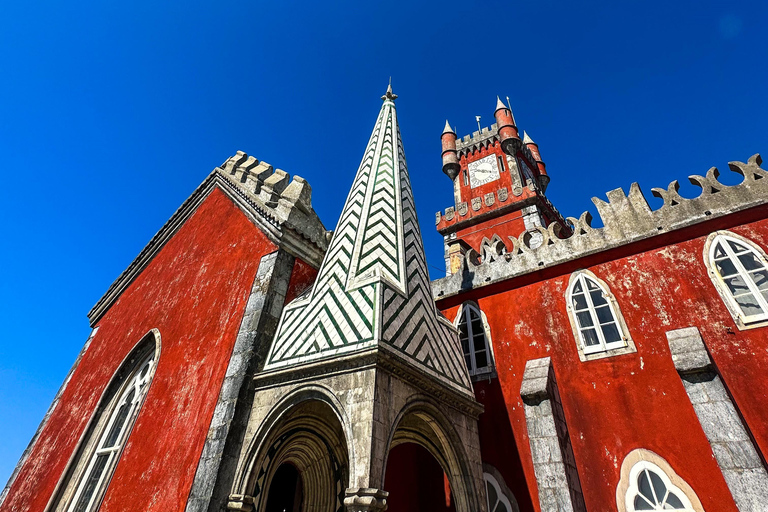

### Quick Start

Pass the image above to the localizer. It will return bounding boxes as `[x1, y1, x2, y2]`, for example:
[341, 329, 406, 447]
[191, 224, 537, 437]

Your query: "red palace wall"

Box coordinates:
[438, 211, 768, 512]
[1, 187, 316, 512]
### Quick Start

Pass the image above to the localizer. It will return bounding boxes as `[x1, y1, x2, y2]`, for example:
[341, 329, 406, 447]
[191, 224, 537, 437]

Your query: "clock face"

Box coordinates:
[467, 155, 500, 188]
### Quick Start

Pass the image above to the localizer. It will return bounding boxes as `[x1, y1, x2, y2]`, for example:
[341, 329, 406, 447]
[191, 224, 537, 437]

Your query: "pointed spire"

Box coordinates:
[442, 120, 455, 134]
[495, 96, 507, 112]
[523, 131, 535, 145]
[264, 91, 472, 394]
[381, 78, 398, 101]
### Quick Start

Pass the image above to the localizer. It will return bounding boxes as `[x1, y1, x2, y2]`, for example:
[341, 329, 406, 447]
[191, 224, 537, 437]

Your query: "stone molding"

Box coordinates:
[343, 488, 388, 512]
[253, 345, 483, 419]
[434, 154, 767, 300]
[666, 326, 768, 511]
[87, 153, 329, 326]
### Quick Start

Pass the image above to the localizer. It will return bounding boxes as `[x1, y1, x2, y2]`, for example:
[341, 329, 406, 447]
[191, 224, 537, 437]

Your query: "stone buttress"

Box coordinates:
[225, 87, 486, 512]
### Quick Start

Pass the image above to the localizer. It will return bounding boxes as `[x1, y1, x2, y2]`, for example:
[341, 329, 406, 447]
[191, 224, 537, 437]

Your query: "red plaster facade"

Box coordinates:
[0, 187, 318, 512]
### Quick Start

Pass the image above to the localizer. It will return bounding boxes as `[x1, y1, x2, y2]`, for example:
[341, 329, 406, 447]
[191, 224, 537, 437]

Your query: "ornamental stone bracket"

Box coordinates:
[666, 327, 768, 511]
[344, 488, 389, 512]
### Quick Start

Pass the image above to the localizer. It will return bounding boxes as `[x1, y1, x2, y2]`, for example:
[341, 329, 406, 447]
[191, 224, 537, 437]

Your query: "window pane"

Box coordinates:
[572, 280, 583, 293]
[475, 350, 488, 369]
[473, 333, 488, 351]
[638, 470, 655, 504]
[572, 293, 588, 310]
[713, 242, 726, 258]
[715, 258, 738, 277]
[471, 318, 483, 335]
[735, 293, 764, 317]
[751, 269, 768, 290]
[590, 290, 608, 307]
[581, 328, 599, 346]
[461, 336, 470, 357]
[665, 492, 685, 508]
[738, 252, 765, 271]
[595, 305, 614, 324]
[649, 470, 667, 504]
[493, 503, 506, 512]
[586, 279, 599, 291]
[728, 240, 748, 254]
[458, 318, 469, 338]
[633, 496, 655, 510]
[486, 480, 498, 505]
[103, 394, 134, 449]
[725, 275, 750, 295]
[72, 454, 110, 512]
[464, 354, 472, 370]
[601, 323, 622, 343]
[139, 360, 152, 379]
[576, 311, 594, 329]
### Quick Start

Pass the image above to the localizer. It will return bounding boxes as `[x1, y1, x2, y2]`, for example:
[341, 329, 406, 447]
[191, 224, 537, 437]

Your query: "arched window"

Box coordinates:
[705, 231, 768, 328]
[617, 450, 702, 512]
[455, 303, 493, 375]
[484, 472, 517, 512]
[54, 331, 159, 512]
[566, 271, 633, 361]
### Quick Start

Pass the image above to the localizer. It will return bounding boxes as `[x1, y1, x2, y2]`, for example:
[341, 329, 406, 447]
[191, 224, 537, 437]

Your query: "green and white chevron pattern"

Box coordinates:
[264, 96, 472, 392]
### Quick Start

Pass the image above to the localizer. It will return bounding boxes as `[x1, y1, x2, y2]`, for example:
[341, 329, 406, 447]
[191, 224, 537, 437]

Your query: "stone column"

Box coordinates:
[344, 488, 388, 512]
[520, 357, 586, 512]
[666, 327, 768, 511]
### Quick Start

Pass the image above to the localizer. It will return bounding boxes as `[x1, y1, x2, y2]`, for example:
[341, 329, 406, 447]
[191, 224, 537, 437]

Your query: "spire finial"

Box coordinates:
[442, 120, 455, 134]
[382, 78, 398, 101]
[523, 131, 535, 145]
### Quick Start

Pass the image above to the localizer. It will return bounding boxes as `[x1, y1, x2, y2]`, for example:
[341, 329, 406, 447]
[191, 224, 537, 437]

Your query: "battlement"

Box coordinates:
[88, 151, 329, 325]
[432, 154, 767, 299]
[456, 123, 499, 154]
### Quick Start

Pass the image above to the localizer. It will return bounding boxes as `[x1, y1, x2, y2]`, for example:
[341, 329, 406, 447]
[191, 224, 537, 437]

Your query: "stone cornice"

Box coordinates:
[253, 346, 483, 418]
[433, 154, 767, 300]
[87, 153, 329, 326]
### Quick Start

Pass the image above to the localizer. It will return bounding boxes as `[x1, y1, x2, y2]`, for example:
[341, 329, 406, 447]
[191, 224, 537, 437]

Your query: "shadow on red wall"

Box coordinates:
[384, 443, 456, 512]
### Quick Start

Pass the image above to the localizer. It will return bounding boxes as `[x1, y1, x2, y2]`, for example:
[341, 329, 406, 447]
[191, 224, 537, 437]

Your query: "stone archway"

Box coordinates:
[381, 399, 484, 512]
[231, 389, 350, 512]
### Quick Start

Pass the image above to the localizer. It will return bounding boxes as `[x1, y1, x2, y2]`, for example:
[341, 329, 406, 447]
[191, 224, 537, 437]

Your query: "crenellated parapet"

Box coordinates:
[433, 154, 767, 299]
[88, 151, 330, 325]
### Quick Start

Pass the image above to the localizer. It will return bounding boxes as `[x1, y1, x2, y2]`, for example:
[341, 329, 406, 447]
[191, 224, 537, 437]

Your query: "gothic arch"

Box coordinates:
[47, 328, 162, 512]
[232, 385, 352, 512]
[382, 396, 483, 512]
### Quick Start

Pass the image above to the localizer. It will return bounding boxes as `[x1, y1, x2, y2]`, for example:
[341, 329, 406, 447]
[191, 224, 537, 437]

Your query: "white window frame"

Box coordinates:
[454, 302, 495, 376]
[52, 330, 160, 512]
[566, 270, 635, 362]
[483, 471, 518, 512]
[616, 449, 703, 512]
[704, 231, 768, 330]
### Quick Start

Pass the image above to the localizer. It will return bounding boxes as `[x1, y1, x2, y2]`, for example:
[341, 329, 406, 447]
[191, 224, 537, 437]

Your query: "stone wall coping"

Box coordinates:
[433, 154, 767, 300]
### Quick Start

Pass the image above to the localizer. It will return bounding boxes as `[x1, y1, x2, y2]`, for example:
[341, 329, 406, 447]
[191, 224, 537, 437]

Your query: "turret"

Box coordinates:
[494, 97, 521, 155]
[441, 120, 460, 180]
[523, 131, 550, 191]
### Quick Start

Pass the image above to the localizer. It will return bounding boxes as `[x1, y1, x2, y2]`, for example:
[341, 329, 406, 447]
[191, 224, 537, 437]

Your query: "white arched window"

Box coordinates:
[706, 232, 768, 328]
[484, 472, 517, 512]
[567, 271, 633, 361]
[54, 331, 159, 512]
[455, 303, 493, 375]
[617, 449, 703, 512]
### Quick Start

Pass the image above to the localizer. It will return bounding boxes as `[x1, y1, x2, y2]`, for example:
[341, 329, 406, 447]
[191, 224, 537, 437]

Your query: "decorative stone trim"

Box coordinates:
[343, 488, 388, 512]
[520, 358, 586, 512]
[226, 494, 254, 511]
[434, 154, 767, 300]
[666, 326, 768, 511]
[185, 250, 295, 512]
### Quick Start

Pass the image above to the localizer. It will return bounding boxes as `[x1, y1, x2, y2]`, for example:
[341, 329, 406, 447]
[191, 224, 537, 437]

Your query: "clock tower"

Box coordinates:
[436, 97, 570, 275]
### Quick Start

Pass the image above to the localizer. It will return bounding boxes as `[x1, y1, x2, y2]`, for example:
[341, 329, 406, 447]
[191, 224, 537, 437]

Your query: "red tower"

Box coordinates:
[436, 97, 568, 275]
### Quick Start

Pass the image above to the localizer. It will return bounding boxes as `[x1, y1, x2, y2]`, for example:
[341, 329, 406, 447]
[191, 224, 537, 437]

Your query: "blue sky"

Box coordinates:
[0, 0, 765, 486]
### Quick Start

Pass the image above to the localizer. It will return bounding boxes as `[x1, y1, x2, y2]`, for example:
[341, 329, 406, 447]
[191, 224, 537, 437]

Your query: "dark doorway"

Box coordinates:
[384, 443, 456, 512]
[265, 463, 303, 512]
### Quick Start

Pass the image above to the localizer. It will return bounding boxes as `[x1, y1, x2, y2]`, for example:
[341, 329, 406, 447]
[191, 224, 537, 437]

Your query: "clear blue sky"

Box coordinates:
[0, 0, 765, 486]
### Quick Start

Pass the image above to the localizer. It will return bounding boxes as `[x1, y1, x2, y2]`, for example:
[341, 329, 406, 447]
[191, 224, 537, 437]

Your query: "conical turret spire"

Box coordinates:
[495, 96, 507, 112]
[442, 119, 455, 134]
[523, 131, 534, 145]
[264, 91, 473, 393]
